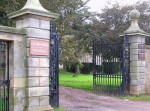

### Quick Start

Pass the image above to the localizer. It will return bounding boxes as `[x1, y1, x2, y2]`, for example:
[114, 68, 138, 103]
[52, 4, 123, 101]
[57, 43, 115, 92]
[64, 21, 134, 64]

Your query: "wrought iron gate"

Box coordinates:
[49, 22, 59, 108]
[93, 35, 130, 96]
[0, 42, 9, 111]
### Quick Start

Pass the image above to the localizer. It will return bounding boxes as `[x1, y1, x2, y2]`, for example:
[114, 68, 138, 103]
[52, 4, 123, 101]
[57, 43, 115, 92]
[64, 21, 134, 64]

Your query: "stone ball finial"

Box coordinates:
[125, 9, 145, 33]
[129, 10, 140, 20]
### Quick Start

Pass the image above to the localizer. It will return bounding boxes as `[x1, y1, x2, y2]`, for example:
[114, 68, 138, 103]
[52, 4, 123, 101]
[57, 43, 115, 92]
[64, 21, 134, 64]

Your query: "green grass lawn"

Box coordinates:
[59, 70, 122, 91]
[0, 100, 1, 110]
[59, 70, 93, 91]
[0, 96, 9, 111]
[0, 99, 4, 111]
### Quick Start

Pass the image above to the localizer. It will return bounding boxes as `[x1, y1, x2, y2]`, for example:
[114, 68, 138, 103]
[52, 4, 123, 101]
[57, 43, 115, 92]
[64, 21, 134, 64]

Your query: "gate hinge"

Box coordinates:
[2, 80, 10, 85]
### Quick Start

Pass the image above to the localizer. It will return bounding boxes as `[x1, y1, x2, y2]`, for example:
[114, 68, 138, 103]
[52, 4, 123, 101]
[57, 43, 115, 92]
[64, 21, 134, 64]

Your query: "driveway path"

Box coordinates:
[60, 87, 150, 111]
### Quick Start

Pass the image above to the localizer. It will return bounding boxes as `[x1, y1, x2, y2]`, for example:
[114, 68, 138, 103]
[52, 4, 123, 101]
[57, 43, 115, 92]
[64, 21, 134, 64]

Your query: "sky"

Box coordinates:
[85, 0, 148, 13]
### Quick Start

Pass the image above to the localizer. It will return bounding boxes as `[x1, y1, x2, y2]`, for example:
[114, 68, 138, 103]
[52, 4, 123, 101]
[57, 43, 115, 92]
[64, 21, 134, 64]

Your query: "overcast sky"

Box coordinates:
[85, 0, 148, 13]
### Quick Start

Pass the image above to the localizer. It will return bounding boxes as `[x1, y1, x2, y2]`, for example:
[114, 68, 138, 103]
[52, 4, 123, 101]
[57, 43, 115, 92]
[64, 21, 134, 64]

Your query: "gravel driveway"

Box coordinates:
[60, 87, 150, 111]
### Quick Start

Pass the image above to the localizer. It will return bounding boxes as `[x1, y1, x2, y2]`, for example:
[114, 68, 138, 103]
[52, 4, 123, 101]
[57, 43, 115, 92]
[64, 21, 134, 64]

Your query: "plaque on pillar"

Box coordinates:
[138, 44, 145, 49]
[138, 50, 145, 60]
[30, 39, 49, 56]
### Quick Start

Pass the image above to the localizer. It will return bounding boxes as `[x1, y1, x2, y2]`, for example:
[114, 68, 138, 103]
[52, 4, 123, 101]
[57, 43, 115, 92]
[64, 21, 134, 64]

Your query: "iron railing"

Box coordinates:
[93, 35, 130, 96]
[0, 42, 9, 111]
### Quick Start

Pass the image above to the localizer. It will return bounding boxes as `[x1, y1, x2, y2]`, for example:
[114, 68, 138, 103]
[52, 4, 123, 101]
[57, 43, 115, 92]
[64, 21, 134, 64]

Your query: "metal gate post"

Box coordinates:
[122, 35, 130, 95]
[49, 22, 59, 108]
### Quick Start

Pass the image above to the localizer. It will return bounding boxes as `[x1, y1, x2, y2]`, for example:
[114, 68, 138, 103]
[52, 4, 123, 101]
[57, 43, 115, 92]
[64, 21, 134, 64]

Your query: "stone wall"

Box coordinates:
[129, 36, 146, 95]
[124, 9, 150, 95]
[0, 19, 53, 111]
[145, 45, 150, 94]
[0, 0, 58, 110]
[14, 15, 53, 111]
[0, 26, 26, 111]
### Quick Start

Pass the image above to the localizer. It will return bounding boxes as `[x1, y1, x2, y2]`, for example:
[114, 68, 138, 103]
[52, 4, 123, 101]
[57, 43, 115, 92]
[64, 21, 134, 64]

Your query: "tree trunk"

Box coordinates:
[73, 65, 80, 77]
[76, 65, 80, 74]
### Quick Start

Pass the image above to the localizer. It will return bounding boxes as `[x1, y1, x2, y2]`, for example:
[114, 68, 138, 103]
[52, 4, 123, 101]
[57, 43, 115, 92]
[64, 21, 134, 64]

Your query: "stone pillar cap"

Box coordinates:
[22, 0, 49, 12]
[125, 10, 145, 33]
[9, 0, 58, 19]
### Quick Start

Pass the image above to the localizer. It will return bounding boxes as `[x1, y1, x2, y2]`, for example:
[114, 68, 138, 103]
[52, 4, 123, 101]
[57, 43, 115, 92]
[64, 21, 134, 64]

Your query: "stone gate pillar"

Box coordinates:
[9, 0, 58, 110]
[124, 10, 150, 95]
[145, 46, 150, 93]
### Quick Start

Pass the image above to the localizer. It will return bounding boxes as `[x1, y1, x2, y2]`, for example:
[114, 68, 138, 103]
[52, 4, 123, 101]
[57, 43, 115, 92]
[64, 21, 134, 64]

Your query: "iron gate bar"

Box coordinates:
[93, 35, 130, 96]
[6, 42, 9, 111]
[49, 22, 59, 108]
[0, 42, 9, 111]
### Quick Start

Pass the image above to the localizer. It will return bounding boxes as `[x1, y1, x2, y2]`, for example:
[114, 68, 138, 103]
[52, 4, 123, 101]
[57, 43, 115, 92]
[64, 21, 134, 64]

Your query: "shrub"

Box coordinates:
[80, 63, 92, 74]
[102, 62, 121, 74]
[65, 64, 76, 73]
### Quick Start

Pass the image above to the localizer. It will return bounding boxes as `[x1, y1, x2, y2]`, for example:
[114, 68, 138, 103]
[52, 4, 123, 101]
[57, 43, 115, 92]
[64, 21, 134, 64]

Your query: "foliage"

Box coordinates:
[80, 63, 92, 74]
[0, 0, 26, 26]
[64, 62, 92, 74]
[102, 62, 121, 74]
[136, 1, 150, 33]
[42, 0, 94, 73]
[65, 63, 76, 73]
[52, 0, 93, 73]
[0, 0, 93, 73]
[91, 1, 150, 41]
[91, 1, 150, 60]
[89, 5, 131, 44]
[60, 35, 84, 73]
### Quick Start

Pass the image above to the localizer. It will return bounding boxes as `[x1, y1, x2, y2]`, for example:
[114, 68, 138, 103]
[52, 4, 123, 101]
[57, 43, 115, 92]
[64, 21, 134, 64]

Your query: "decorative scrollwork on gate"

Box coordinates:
[122, 34, 130, 95]
[93, 35, 130, 96]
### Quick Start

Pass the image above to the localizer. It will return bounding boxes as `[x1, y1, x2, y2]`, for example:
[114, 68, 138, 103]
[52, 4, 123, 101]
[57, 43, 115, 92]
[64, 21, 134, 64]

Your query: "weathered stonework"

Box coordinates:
[28, 77, 40, 87]
[39, 68, 49, 77]
[40, 77, 49, 86]
[0, 26, 27, 111]
[28, 68, 39, 77]
[8, 0, 58, 110]
[145, 46, 150, 94]
[129, 35, 146, 95]
[124, 10, 150, 95]
[40, 96, 49, 106]
[27, 87, 49, 97]
[0, 1, 58, 111]
[26, 28, 50, 39]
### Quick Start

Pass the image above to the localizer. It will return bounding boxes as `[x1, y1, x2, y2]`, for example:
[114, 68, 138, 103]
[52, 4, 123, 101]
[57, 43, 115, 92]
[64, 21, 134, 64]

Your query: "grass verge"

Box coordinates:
[54, 106, 68, 111]
[120, 94, 150, 101]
